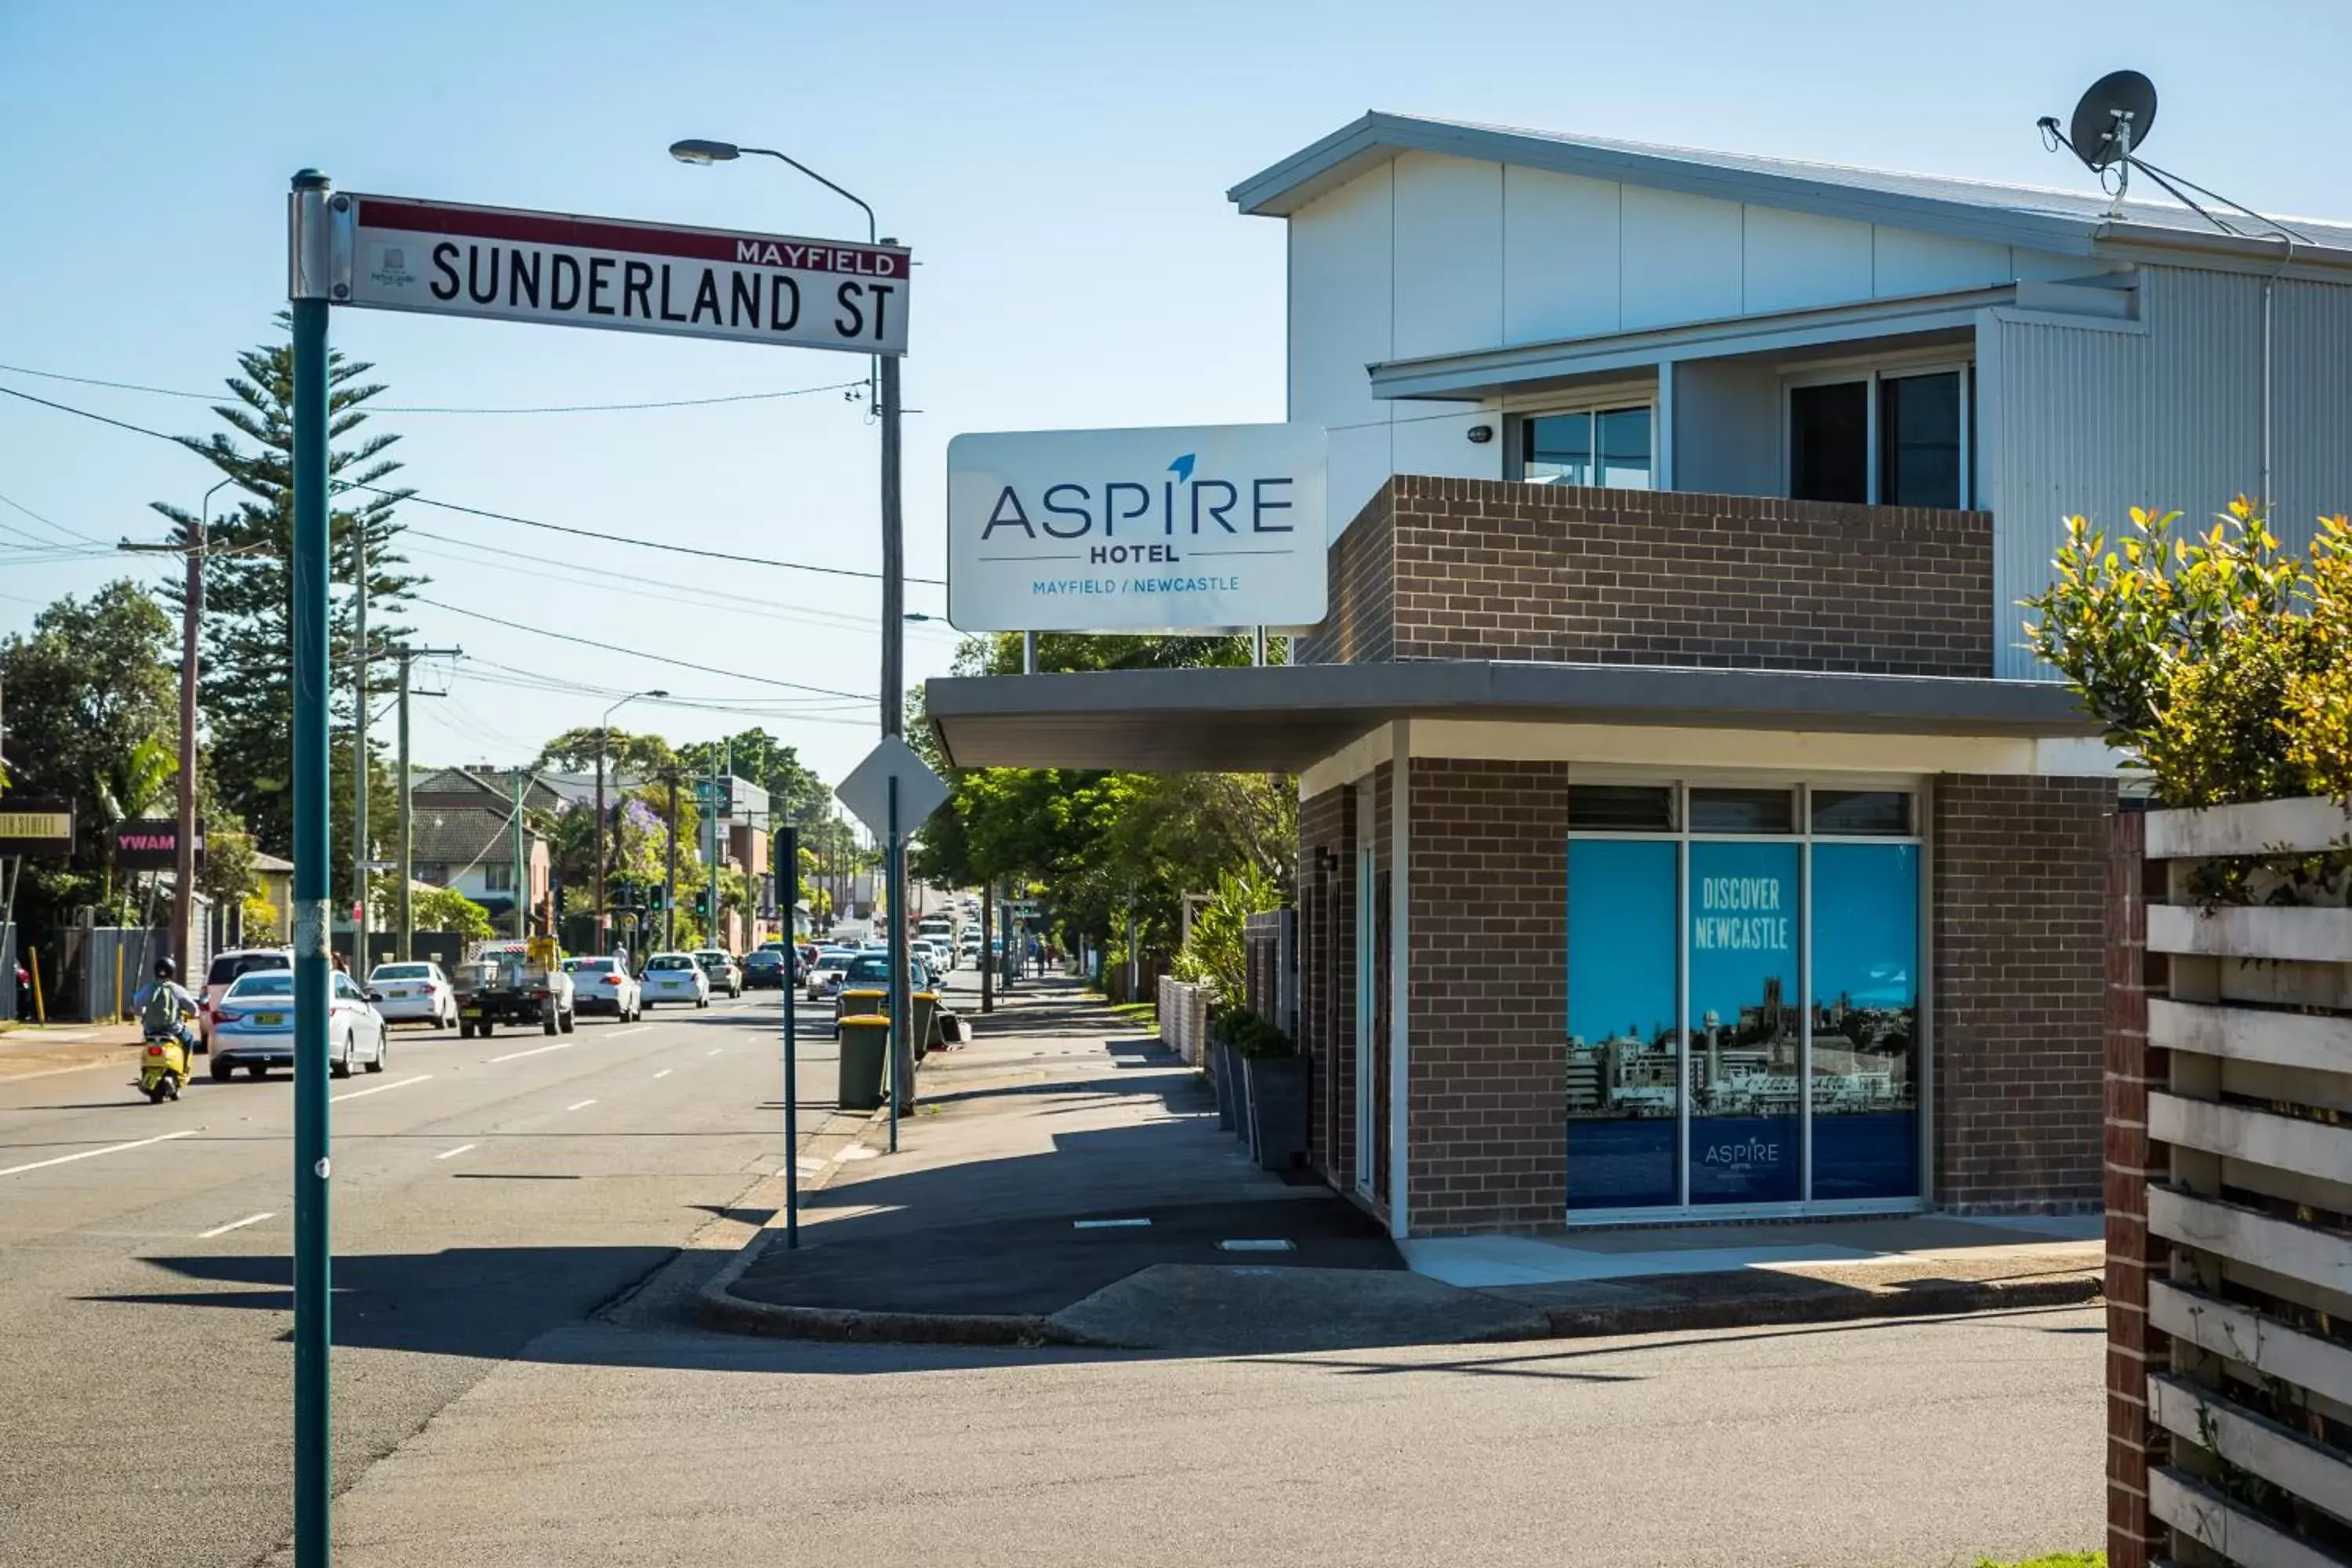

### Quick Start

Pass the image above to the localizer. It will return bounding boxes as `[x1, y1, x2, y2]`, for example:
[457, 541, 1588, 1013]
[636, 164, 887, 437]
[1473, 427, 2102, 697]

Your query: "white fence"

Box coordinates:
[2140, 795, 2352, 1568]
[1156, 976, 1214, 1069]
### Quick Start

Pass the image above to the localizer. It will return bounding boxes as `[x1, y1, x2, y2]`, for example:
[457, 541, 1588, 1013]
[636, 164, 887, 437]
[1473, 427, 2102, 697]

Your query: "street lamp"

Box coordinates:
[594, 689, 666, 956]
[672, 132, 910, 1144]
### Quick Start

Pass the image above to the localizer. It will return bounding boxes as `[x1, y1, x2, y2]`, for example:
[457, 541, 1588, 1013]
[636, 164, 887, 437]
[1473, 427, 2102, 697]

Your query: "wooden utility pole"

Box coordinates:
[386, 645, 459, 963]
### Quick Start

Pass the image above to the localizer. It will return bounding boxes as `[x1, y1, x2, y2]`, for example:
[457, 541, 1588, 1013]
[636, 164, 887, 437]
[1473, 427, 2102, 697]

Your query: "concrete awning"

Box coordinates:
[924, 661, 2103, 772]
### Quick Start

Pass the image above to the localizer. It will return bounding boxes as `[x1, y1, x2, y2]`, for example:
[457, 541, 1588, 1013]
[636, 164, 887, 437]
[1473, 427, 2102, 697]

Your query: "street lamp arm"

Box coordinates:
[737, 147, 877, 244]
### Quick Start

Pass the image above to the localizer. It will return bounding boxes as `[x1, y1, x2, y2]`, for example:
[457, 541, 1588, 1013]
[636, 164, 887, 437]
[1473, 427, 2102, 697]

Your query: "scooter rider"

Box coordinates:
[139, 958, 201, 1050]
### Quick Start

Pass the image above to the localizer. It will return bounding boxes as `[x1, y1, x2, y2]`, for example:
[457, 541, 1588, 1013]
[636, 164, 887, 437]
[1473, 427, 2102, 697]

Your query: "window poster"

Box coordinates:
[1687, 842, 1802, 1203]
[1565, 840, 1679, 1209]
[1809, 843, 1919, 1199]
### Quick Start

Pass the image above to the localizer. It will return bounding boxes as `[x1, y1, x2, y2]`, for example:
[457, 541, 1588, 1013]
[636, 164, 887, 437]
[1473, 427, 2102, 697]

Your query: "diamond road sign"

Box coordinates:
[834, 735, 948, 840]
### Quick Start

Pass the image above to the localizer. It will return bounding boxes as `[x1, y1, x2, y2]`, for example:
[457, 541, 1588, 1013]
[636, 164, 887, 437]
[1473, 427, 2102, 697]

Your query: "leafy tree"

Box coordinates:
[534, 726, 676, 781]
[677, 727, 830, 827]
[152, 313, 419, 858]
[0, 583, 184, 924]
[2024, 501, 2352, 806]
[412, 884, 495, 941]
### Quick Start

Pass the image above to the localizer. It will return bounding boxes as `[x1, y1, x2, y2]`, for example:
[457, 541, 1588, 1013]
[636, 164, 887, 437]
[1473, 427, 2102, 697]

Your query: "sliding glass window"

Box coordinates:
[1786, 366, 1968, 510]
[1521, 406, 1653, 491]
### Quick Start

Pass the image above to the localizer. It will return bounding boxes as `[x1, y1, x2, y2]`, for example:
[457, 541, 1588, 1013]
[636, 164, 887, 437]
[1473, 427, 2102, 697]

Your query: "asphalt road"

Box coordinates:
[276, 1304, 2105, 1568]
[0, 978, 850, 1568]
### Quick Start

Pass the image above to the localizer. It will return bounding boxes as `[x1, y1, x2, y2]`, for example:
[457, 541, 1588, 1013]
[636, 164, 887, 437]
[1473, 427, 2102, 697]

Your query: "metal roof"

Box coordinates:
[925, 661, 2100, 774]
[1229, 112, 2352, 268]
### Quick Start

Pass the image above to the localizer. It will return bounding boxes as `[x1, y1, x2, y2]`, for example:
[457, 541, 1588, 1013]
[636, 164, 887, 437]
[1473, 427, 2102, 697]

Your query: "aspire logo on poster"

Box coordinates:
[976, 452, 1297, 566]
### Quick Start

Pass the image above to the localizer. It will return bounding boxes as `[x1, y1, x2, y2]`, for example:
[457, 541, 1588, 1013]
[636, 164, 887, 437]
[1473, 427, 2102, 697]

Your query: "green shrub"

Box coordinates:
[2024, 501, 2352, 807]
[1210, 1006, 1294, 1058]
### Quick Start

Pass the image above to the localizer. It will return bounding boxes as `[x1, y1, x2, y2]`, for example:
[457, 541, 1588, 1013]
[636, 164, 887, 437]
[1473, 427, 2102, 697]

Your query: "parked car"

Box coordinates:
[693, 949, 743, 999]
[740, 949, 790, 990]
[210, 969, 387, 1080]
[199, 948, 292, 1053]
[805, 948, 853, 1001]
[365, 960, 457, 1029]
[641, 952, 711, 1008]
[564, 956, 643, 1020]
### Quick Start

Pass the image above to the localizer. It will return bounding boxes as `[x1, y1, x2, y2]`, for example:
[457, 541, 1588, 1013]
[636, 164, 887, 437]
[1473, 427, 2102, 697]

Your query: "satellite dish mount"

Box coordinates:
[2038, 71, 2311, 248]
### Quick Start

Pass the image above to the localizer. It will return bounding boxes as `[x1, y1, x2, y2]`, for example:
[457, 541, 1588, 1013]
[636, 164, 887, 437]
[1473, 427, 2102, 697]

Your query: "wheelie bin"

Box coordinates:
[837, 1014, 891, 1111]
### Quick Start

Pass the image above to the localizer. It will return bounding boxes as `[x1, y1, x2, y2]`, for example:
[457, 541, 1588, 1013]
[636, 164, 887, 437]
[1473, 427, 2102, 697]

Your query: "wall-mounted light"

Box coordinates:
[1466, 423, 1494, 445]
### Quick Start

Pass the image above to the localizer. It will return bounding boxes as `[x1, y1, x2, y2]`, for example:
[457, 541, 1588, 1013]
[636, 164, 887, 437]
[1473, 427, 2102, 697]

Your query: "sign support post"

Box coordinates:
[886, 774, 902, 1153]
[779, 822, 799, 1248]
[288, 169, 335, 1568]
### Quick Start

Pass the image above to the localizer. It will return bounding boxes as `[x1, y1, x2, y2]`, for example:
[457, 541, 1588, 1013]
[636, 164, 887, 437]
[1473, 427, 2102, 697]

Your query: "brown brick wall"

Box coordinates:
[1295, 485, 1395, 666]
[1298, 786, 1354, 1187]
[1406, 758, 1570, 1234]
[2100, 808, 2169, 1568]
[1929, 774, 2115, 1212]
[1301, 475, 1993, 677]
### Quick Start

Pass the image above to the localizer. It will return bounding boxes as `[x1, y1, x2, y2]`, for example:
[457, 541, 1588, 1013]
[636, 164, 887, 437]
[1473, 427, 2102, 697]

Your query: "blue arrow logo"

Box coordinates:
[1167, 454, 1196, 484]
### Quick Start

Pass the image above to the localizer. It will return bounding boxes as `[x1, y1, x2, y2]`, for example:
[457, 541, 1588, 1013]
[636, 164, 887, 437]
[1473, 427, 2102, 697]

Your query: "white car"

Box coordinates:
[209, 969, 387, 1080]
[805, 949, 853, 1001]
[200, 948, 292, 1052]
[366, 960, 457, 1029]
[564, 956, 643, 1020]
[641, 952, 711, 1008]
[693, 948, 743, 1000]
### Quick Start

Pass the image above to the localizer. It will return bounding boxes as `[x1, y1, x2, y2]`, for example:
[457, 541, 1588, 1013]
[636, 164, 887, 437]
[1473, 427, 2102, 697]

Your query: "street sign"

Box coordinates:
[946, 422, 1327, 633]
[0, 798, 75, 859]
[112, 819, 205, 872]
[333, 193, 909, 356]
[834, 736, 947, 840]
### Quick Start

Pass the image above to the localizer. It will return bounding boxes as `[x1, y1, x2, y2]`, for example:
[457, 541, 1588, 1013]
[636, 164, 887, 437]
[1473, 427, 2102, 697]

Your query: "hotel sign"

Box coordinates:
[334, 194, 909, 356]
[946, 423, 1327, 633]
[0, 798, 74, 859]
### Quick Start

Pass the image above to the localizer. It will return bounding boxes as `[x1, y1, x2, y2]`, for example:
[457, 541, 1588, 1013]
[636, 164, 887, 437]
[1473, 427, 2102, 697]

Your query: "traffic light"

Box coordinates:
[693, 888, 710, 918]
[648, 884, 666, 913]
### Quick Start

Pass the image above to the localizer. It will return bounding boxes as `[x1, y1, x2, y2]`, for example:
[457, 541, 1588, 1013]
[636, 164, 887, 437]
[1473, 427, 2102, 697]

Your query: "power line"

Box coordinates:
[407, 593, 877, 702]
[0, 485, 108, 546]
[0, 383, 949, 587]
[0, 360, 869, 416]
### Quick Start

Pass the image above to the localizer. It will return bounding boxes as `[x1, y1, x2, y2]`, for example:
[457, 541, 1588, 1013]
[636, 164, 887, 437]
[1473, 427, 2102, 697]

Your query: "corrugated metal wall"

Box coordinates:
[1988, 266, 2352, 677]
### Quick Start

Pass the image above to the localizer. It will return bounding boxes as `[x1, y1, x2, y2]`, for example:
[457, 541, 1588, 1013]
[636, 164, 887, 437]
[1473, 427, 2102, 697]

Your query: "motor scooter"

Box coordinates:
[138, 1028, 191, 1103]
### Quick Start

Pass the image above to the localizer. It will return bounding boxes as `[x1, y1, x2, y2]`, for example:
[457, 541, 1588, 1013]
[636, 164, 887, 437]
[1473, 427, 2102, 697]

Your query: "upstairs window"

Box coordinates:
[1519, 405, 1653, 491]
[1787, 365, 1969, 510]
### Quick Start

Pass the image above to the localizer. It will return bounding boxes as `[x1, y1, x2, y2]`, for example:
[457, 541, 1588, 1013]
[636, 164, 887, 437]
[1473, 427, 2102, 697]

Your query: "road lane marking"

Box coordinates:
[608, 1025, 650, 1038]
[199, 1211, 274, 1238]
[434, 1143, 477, 1160]
[652, 1069, 672, 1080]
[565, 1099, 597, 1112]
[486, 1041, 575, 1064]
[0, 1128, 200, 1178]
[331, 1074, 433, 1104]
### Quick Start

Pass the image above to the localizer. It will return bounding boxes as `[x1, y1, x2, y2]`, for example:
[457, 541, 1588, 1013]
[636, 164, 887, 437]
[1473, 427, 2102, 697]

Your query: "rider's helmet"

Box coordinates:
[154, 958, 176, 981]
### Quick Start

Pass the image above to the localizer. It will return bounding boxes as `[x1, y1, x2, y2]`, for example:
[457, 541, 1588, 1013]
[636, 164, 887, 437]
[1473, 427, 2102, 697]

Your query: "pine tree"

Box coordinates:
[152, 312, 421, 889]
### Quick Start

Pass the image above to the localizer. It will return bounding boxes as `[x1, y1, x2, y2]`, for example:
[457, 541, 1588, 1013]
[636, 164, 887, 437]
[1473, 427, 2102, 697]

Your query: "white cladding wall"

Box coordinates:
[1984, 266, 2352, 677]
[1290, 151, 2089, 528]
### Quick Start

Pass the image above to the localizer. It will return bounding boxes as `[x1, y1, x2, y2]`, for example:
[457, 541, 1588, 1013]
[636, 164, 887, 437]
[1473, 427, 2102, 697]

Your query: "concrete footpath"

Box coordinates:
[703, 974, 2103, 1354]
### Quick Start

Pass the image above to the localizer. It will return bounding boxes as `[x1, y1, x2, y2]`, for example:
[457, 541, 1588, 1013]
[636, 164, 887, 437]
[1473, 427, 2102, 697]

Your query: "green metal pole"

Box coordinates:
[288, 169, 335, 1568]
[779, 822, 799, 1247]
[885, 774, 903, 1152]
[510, 769, 526, 940]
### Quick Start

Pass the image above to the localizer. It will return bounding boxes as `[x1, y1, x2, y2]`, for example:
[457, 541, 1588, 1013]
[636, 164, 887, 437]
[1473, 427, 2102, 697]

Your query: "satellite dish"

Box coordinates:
[2068, 70, 2158, 170]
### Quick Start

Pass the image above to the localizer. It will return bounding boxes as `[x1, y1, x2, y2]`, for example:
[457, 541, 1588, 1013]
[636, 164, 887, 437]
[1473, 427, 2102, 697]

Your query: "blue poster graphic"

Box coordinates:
[1565, 839, 1678, 1210]
[1688, 842, 1800, 1203]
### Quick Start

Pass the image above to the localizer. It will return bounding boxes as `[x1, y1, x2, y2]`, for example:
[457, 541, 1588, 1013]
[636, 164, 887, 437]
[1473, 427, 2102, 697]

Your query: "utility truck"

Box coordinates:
[452, 936, 575, 1039]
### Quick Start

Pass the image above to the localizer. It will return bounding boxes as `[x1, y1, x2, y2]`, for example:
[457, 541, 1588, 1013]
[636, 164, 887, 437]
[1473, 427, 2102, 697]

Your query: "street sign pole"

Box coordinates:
[288, 169, 335, 1568]
[886, 774, 902, 1154]
[779, 822, 799, 1248]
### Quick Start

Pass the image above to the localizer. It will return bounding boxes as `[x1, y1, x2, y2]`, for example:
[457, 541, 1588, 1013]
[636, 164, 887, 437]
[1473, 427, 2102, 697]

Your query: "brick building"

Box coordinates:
[908, 111, 2352, 1236]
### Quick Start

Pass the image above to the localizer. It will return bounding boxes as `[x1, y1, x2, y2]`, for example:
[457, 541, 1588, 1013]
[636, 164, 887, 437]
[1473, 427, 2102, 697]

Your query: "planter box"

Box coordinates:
[2146, 796, 2352, 859]
[2147, 903, 2352, 965]
[1243, 1054, 1309, 1172]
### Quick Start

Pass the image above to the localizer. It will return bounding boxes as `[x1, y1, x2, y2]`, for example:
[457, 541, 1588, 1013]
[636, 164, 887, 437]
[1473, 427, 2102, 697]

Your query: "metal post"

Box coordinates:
[395, 652, 411, 962]
[286, 168, 334, 1568]
[886, 773, 903, 1152]
[664, 771, 679, 953]
[172, 499, 208, 973]
[510, 770, 525, 939]
[779, 822, 799, 1248]
[351, 513, 368, 964]
[1022, 631, 1036, 674]
[979, 871, 993, 1014]
[593, 729, 607, 954]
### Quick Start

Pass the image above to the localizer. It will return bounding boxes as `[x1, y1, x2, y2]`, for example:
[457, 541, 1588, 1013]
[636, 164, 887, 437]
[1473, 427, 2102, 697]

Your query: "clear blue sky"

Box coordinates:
[5, 0, 2347, 786]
